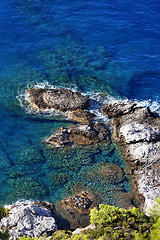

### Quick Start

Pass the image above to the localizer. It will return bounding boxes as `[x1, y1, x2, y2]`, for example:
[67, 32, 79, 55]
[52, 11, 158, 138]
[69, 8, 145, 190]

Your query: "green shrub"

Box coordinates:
[90, 204, 152, 239]
[50, 230, 72, 240]
[0, 229, 9, 240]
[0, 207, 10, 240]
[18, 236, 46, 240]
[149, 198, 160, 240]
[0, 207, 9, 220]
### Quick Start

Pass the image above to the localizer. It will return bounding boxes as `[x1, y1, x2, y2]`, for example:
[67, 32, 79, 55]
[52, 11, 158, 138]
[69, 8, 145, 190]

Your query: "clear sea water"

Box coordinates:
[0, 0, 160, 208]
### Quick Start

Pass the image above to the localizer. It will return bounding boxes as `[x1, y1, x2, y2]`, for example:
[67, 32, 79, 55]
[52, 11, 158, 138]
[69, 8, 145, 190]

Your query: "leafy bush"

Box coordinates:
[0, 229, 9, 240]
[0, 207, 9, 220]
[50, 230, 72, 240]
[19, 236, 46, 240]
[0, 207, 9, 240]
[149, 198, 160, 240]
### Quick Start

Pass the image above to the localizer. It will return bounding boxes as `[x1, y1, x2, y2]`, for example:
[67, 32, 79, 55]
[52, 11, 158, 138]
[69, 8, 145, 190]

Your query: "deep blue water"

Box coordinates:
[0, 0, 160, 207]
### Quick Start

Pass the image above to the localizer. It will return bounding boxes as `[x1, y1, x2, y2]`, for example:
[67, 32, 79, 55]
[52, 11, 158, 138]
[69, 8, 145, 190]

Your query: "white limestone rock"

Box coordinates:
[0, 202, 58, 240]
[101, 101, 160, 212]
[136, 165, 160, 214]
[120, 123, 160, 144]
[127, 142, 160, 165]
[72, 224, 95, 235]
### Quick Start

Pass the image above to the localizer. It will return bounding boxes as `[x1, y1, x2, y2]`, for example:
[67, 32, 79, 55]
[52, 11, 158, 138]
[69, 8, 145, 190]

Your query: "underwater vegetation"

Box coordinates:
[81, 162, 124, 185]
[49, 171, 71, 189]
[18, 146, 45, 165]
[0, 33, 121, 117]
[1, 139, 131, 208]
[5, 176, 49, 201]
[37, 44, 113, 93]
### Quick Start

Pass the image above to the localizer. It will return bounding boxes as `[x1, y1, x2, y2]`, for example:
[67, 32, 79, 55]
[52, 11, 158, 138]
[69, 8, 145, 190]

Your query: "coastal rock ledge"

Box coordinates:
[20, 87, 160, 213]
[43, 122, 109, 147]
[24, 88, 89, 113]
[0, 201, 58, 240]
[101, 102, 160, 212]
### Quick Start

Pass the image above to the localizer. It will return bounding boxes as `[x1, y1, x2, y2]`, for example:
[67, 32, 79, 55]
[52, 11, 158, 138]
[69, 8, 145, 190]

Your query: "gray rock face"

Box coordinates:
[101, 102, 137, 119]
[101, 101, 160, 212]
[136, 163, 160, 211]
[127, 142, 160, 165]
[0, 202, 57, 240]
[120, 123, 160, 144]
[43, 123, 109, 148]
[26, 88, 89, 113]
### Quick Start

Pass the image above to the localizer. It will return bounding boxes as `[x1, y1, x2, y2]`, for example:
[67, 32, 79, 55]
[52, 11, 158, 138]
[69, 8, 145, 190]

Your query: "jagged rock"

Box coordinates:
[101, 102, 137, 119]
[120, 123, 160, 144]
[126, 142, 160, 165]
[67, 109, 95, 123]
[43, 122, 109, 147]
[61, 191, 95, 214]
[101, 101, 160, 212]
[56, 190, 98, 230]
[136, 162, 160, 212]
[26, 88, 89, 112]
[0, 202, 57, 240]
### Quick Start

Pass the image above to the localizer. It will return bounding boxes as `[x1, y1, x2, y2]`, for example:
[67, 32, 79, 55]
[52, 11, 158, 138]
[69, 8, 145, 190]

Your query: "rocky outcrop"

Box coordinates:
[43, 122, 109, 147]
[101, 102, 137, 119]
[61, 191, 95, 214]
[22, 87, 111, 148]
[56, 191, 98, 229]
[101, 102, 160, 212]
[0, 201, 57, 239]
[25, 88, 89, 113]
[67, 109, 95, 124]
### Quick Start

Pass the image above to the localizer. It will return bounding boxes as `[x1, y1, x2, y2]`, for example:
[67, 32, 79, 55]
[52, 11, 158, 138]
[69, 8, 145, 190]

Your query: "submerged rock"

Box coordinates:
[43, 122, 109, 147]
[81, 163, 124, 185]
[0, 201, 57, 240]
[26, 88, 89, 113]
[101, 101, 160, 212]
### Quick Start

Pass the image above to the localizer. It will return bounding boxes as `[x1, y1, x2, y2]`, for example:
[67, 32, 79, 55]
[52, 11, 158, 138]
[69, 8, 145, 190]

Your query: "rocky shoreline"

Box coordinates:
[1, 87, 159, 239]
[21, 87, 160, 212]
[101, 102, 160, 212]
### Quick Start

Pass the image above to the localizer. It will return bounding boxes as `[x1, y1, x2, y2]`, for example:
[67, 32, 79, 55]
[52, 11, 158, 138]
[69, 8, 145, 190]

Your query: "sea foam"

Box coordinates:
[17, 83, 160, 120]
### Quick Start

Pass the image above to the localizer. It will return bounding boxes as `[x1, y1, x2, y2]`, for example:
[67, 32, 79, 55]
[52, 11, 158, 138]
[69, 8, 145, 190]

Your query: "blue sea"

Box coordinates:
[0, 0, 160, 208]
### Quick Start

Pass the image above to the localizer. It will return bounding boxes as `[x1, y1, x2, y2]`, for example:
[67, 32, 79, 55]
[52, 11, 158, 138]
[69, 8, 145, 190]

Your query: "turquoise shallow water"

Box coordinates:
[0, 0, 160, 207]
